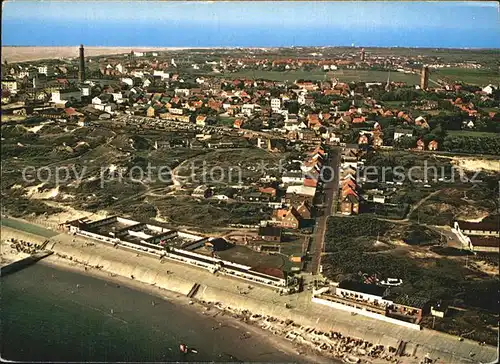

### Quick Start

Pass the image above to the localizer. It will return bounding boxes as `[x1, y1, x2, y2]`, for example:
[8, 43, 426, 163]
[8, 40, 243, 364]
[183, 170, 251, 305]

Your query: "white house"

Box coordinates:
[37, 65, 54, 76]
[153, 70, 170, 80]
[282, 172, 304, 185]
[115, 63, 125, 74]
[111, 92, 124, 103]
[242, 104, 259, 116]
[286, 185, 316, 197]
[284, 114, 305, 131]
[482, 84, 496, 95]
[121, 77, 134, 87]
[51, 88, 82, 104]
[1, 79, 18, 94]
[169, 108, 183, 115]
[18, 68, 37, 79]
[104, 103, 117, 114]
[298, 93, 306, 105]
[271, 98, 281, 113]
[92, 96, 103, 105]
[393, 128, 413, 140]
[175, 88, 190, 97]
[81, 85, 91, 97]
[336, 281, 391, 306]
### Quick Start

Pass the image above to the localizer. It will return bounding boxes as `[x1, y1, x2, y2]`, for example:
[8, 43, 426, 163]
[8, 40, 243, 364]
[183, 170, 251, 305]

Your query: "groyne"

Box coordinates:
[1, 251, 53, 277]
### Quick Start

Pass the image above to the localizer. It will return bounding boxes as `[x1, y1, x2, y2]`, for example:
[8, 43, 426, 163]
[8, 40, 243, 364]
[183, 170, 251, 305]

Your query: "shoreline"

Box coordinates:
[40, 254, 330, 364]
[1, 224, 497, 364]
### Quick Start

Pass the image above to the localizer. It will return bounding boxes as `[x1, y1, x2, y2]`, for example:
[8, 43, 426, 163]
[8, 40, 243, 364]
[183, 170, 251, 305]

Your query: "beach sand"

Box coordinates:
[2, 46, 198, 63]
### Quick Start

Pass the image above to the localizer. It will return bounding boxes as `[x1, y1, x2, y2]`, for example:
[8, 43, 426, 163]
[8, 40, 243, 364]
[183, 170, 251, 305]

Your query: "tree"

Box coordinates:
[394, 135, 418, 149]
[285, 101, 299, 114]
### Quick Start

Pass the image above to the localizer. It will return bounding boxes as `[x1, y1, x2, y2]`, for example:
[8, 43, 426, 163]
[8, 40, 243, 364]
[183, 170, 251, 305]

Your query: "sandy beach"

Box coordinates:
[1, 46, 232, 63]
[1, 46, 178, 63]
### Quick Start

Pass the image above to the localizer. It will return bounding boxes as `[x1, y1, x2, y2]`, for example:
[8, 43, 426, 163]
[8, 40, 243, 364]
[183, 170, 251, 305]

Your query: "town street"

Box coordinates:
[310, 146, 341, 275]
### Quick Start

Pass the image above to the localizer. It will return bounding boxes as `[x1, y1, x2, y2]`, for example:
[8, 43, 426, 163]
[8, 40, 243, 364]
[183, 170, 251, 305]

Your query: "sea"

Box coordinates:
[1, 263, 300, 362]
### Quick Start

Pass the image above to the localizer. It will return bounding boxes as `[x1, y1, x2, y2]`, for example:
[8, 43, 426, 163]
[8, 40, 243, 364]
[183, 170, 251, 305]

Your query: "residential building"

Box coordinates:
[454, 220, 499, 237]
[37, 65, 54, 76]
[340, 194, 359, 215]
[393, 128, 413, 140]
[416, 139, 425, 151]
[271, 98, 281, 113]
[358, 134, 369, 145]
[259, 226, 283, 242]
[482, 84, 496, 95]
[51, 88, 82, 104]
[468, 237, 499, 253]
[2, 79, 18, 94]
[428, 140, 439, 151]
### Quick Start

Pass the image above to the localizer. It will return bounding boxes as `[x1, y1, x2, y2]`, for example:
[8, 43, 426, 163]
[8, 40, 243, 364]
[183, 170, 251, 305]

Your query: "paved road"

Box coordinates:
[310, 147, 341, 275]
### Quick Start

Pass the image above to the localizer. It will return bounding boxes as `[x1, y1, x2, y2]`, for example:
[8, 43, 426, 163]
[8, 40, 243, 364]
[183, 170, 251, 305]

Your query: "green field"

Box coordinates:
[447, 130, 499, 138]
[208, 69, 421, 84]
[432, 68, 498, 86]
[1, 217, 58, 238]
[197, 66, 498, 86]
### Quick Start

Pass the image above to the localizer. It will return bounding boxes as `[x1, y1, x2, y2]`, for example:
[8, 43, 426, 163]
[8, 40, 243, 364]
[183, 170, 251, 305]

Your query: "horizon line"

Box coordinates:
[3, 45, 499, 50]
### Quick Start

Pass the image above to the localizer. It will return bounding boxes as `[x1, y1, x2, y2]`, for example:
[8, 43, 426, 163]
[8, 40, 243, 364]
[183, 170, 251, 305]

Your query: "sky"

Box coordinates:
[2, 1, 499, 48]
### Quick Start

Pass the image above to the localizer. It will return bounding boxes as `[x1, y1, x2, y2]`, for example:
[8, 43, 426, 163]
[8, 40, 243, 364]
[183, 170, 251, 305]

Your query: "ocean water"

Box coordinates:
[1, 263, 299, 362]
[3, 2, 499, 48]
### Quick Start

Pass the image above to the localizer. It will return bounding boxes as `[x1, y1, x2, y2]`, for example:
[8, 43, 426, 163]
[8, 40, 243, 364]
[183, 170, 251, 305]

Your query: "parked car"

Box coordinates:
[380, 278, 403, 287]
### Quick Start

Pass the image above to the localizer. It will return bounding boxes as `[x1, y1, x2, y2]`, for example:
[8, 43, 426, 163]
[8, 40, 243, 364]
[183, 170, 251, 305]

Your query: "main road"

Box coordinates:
[310, 146, 341, 275]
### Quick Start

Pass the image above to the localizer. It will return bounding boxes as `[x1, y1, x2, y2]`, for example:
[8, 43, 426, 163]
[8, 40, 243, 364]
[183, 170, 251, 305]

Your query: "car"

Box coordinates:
[380, 278, 403, 287]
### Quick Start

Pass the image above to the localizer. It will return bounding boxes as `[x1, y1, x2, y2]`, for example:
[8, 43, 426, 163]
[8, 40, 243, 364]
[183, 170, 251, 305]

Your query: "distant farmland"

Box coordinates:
[432, 67, 499, 86]
[211, 69, 421, 84]
[210, 68, 497, 86]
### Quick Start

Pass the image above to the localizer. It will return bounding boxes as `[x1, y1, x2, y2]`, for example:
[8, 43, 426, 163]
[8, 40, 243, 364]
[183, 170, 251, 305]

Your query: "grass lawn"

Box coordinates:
[0, 217, 59, 238]
[216, 244, 287, 270]
[217, 116, 236, 127]
[447, 130, 500, 138]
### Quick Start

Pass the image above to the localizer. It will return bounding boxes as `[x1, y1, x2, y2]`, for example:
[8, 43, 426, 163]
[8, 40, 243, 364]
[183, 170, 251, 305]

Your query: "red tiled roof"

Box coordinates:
[250, 266, 285, 279]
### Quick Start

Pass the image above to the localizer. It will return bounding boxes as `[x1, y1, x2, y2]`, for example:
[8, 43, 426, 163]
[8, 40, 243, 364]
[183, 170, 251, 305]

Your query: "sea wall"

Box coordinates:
[48, 242, 194, 296]
[311, 297, 421, 331]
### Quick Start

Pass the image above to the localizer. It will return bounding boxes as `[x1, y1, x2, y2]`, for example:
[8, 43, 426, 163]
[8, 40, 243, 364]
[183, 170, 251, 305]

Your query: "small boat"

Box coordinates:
[179, 344, 188, 354]
[190, 349, 198, 354]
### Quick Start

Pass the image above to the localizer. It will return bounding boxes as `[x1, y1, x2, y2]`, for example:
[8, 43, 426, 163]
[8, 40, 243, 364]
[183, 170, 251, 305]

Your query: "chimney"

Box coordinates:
[420, 65, 429, 91]
[78, 44, 85, 83]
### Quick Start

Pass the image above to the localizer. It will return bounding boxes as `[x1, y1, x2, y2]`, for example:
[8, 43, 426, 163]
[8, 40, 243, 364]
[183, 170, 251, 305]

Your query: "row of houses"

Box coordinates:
[453, 220, 499, 254]
[339, 148, 362, 215]
[64, 216, 298, 292]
